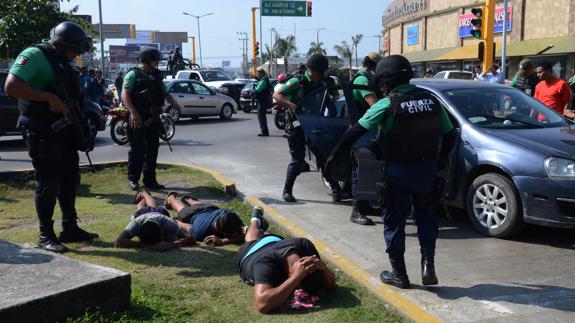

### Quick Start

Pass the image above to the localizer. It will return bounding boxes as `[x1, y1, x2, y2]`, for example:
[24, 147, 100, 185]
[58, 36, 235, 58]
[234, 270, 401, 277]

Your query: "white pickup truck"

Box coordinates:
[167, 69, 244, 103]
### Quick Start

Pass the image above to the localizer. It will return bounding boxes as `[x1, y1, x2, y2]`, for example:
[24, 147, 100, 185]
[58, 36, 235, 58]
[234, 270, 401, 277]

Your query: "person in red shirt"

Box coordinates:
[534, 61, 575, 119]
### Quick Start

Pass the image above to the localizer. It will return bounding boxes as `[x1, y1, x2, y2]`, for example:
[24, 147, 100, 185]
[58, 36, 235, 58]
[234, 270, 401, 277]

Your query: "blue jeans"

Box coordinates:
[382, 160, 438, 261]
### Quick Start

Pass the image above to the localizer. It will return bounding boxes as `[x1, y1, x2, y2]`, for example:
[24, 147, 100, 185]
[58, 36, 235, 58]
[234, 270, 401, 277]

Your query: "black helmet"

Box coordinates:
[306, 54, 329, 73]
[139, 48, 163, 64]
[374, 55, 413, 83]
[49, 21, 93, 54]
[297, 63, 306, 71]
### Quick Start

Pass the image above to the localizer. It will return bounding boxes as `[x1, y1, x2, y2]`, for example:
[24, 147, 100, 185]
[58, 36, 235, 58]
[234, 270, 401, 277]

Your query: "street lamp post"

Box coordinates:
[182, 12, 213, 67]
[316, 27, 325, 45]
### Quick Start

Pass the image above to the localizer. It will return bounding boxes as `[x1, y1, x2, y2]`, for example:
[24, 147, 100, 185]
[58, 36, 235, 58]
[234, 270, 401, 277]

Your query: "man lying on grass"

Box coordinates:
[164, 192, 245, 246]
[115, 188, 196, 251]
[237, 209, 337, 313]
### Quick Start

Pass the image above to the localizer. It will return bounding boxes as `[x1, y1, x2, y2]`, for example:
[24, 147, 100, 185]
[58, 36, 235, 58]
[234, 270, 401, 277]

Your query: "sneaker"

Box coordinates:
[128, 180, 139, 191]
[39, 235, 68, 253]
[251, 206, 269, 232]
[283, 192, 297, 203]
[163, 191, 178, 210]
[144, 181, 165, 190]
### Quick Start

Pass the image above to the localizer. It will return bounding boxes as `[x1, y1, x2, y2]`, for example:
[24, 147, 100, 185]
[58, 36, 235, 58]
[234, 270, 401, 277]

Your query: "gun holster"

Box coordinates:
[376, 180, 391, 209]
[26, 131, 61, 159]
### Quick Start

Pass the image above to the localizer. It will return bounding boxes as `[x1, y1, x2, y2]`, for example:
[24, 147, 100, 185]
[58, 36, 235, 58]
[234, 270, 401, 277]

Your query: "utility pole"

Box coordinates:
[270, 28, 275, 77]
[316, 27, 325, 45]
[501, 0, 509, 80]
[482, 0, 496, 72]
[251, 7, 258, 76]
[97, 0, 105, 78]
[237, 32, 248, 76]
[191, 36, 196, 65]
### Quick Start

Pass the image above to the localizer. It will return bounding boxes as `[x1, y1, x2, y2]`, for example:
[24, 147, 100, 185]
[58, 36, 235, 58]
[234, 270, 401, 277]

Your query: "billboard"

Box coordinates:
[459, 6, 512, 38]
[127, 30, 158, 44]
[406, 24, 419, 46]
[109, 45, 140, 64]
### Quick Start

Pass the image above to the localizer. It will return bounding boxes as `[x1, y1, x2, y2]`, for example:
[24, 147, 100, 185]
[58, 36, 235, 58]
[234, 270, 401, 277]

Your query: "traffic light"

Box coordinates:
[254, 41, 260, 56]
[307, 1, 312, 17]
[470, 7, 483, 39]
[129, 25, 136, 39]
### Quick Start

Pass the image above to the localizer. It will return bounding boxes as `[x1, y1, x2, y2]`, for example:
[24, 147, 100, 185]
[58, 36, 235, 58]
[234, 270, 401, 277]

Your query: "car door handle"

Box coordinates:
[199, 96, 204, 99]
[311, 129, 326, 135]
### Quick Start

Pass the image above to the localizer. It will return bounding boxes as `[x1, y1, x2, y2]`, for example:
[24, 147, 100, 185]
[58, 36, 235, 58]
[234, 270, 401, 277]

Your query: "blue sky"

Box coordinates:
[61, 0, 392, 67]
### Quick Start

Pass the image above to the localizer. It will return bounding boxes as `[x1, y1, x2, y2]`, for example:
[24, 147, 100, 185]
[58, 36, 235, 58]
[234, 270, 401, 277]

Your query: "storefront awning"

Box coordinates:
[438, 43, 502, 60]
[498, 36, 575, 57]
[400, 47, 457, 63]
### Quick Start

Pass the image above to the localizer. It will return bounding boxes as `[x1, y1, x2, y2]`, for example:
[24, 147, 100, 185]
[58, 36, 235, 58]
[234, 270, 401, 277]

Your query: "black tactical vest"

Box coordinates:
[514, 75, 539, 96]
[255, 76, 272, 103]
[379, 88, 442, 162]
[129, 67, 165, 116]
[19, 44, 83, 138]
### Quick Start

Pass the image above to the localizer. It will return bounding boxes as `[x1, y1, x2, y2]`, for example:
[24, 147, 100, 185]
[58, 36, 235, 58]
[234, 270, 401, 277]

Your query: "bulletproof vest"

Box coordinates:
[129, 67, 165, 116]
[351, 70, 381, 120]
[255, 76, 272, 102]
[515, 75, 538, 96]
[379, 88, 442, 162]
[19, 43, 83, 136]
[297, 74, 328, 100]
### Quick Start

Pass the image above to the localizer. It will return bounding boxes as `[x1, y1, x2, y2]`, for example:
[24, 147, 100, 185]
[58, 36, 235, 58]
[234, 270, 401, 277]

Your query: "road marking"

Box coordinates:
[246, 196, 440, 323]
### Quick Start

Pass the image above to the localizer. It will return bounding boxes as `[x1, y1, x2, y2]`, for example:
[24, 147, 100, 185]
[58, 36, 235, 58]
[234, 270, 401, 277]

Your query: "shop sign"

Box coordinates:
[407, 24, 419, 46]
[383, 0, 429, 26]
[458, 6, 512, 38]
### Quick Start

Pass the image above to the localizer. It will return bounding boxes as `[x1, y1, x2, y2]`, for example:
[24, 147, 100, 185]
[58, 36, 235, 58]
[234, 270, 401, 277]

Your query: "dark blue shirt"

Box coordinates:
[191, 209, 225, 241]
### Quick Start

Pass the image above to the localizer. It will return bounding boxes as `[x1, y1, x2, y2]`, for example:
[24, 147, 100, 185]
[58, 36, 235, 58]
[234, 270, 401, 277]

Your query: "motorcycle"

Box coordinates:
[272, 103, 287, 130]
[106, 107, 176, 146]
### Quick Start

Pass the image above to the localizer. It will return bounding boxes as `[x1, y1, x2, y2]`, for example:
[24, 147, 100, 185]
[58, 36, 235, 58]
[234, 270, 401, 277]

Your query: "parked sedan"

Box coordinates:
[434, 70, 473, 80]
[164, 79, 237, 121]
[297, 79, 575, 238]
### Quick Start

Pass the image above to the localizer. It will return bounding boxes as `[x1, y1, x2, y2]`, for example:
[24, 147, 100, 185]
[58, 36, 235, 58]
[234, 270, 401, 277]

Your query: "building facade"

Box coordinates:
[382, 0, 575, 79]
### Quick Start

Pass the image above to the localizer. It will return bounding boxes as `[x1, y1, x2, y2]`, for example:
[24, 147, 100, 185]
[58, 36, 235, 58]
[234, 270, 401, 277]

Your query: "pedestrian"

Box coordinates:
[423, 68, 434, 78]
[91, 70, 106, 103]
[86, 69, 96, 99]
[273, 54, 344, 203]
[325, 55, 456, 288]
[114, 71, 124, 104]
[534, 61, 574, 119]
[121, 48, 182, 191]
[254, 67, 272, 137]
[472, 64, 483, 81]
[348, 52, 383, 225]
[480, 64, 504, 84]
[511, 59, 539, 96]
[80, 67, 89, 95]
[4, 21, 98, 252]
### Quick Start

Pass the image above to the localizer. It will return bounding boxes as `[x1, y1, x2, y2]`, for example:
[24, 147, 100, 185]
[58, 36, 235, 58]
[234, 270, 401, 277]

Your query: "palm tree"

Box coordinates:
[333, 41, 353, 80]
[274, 35, 297, 74]
[307, 41, 326, 57]
[262, 44, 272, 72]
[351, 33, 364, 68]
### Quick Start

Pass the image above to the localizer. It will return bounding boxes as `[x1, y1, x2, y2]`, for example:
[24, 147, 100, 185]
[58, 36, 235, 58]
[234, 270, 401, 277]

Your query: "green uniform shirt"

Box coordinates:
[279, 71, 339, 105]
[255, 76, 269, 93]
[358, 83, 454, 136]
[511, 75, 519, 87]
[9, 47, 55, 90]
[123, 69, 167, 92]
[352, 68, 376, 113]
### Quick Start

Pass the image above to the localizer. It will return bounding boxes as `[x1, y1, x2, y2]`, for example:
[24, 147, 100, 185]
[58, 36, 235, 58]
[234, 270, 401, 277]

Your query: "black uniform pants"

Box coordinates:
[283, 126, 306, 193]
[32, 150, 80, 223]
[257, 98, 270, 135]
[127, 122, 160, 184]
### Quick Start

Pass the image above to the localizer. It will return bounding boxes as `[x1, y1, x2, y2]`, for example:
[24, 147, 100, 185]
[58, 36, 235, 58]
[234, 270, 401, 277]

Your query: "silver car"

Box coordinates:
[163, 79, 237, 121]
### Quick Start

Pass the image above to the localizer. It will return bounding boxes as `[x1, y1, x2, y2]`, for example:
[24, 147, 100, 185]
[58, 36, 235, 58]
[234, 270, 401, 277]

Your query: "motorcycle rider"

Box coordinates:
[325, 55, 456, 288]
[122, 48, 182, 191]
[273, 54, 343, 203]
[254, 67, 272, 137]
[348, 52, 382, 226]
[4, 21, 98, 252]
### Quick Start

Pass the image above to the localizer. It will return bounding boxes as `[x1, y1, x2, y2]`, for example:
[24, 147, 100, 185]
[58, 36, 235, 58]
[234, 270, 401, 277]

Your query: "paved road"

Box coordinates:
[1, 113, 575, 322]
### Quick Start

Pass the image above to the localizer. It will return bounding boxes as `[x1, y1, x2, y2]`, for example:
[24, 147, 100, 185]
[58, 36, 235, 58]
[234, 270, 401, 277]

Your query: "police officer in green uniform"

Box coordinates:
[122, 48, 182, 191]
[326, 55, 456, 288]
[5, 21, 98, 252]
[254, 67, 271, 137]
[348, 52, 382, 226]
[273, 54, 342, 203]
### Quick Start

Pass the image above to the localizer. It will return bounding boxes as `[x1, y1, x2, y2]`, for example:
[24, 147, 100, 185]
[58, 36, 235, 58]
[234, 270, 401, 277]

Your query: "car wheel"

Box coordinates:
[166, 106, 180, 122]
[87, 115, 98, 139]
[220, 103, 234, 120]
[466, 173, 524, 238]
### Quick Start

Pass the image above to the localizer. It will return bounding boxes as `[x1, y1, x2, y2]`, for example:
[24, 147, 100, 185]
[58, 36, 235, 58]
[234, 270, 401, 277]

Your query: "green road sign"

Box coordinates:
[261, 0, 310, 17]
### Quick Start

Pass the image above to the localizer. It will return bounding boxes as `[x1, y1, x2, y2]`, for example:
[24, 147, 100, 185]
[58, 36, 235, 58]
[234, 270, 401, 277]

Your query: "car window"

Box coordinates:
[171, 82, 193, 93]
[443, 88, 568, 129]
[0, 74, 7, 95]
[199, 71, 232, 82]
[434, 72, 446, 79]
[191, 82, 212, 95]
[177, 71, 191, 79]
[297, 87, 327, 116]
[190, 73, 201, 81]
[448, 72, 473, 80]
[242, 83, 256, 91]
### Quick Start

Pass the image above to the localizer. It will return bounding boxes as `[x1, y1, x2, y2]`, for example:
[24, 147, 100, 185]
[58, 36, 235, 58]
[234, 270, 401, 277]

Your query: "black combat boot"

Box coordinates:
[358, 200, 380, 216]
[59, 218, 99, 243]
[350, 200, 374, 225]
[380, 258, 411, 289]
[421, 249, 438, 286]
[283, 191, 297, 203]
[39, 220, 68, 253]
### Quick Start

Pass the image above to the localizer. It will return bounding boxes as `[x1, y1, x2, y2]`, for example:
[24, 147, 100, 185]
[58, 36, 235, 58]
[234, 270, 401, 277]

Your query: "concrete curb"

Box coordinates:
[9, 160, 437, 322]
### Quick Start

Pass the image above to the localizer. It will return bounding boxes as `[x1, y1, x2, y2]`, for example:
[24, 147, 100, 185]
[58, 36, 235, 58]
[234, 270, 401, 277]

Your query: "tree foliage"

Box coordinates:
[351, 33, 363, 68]
[274, 34, 297, 74]
[0, 0, 95, 59]
[307, 41, 326, 57]
[333, 41, 353, 81]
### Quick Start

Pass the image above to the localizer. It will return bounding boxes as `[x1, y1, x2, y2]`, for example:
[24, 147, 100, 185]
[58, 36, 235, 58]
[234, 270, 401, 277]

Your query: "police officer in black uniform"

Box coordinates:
[326, 55, 456, 288]
[273, 54, 343, 203]
[122, 48, 182, 191]
[5, 21, 98, 252]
